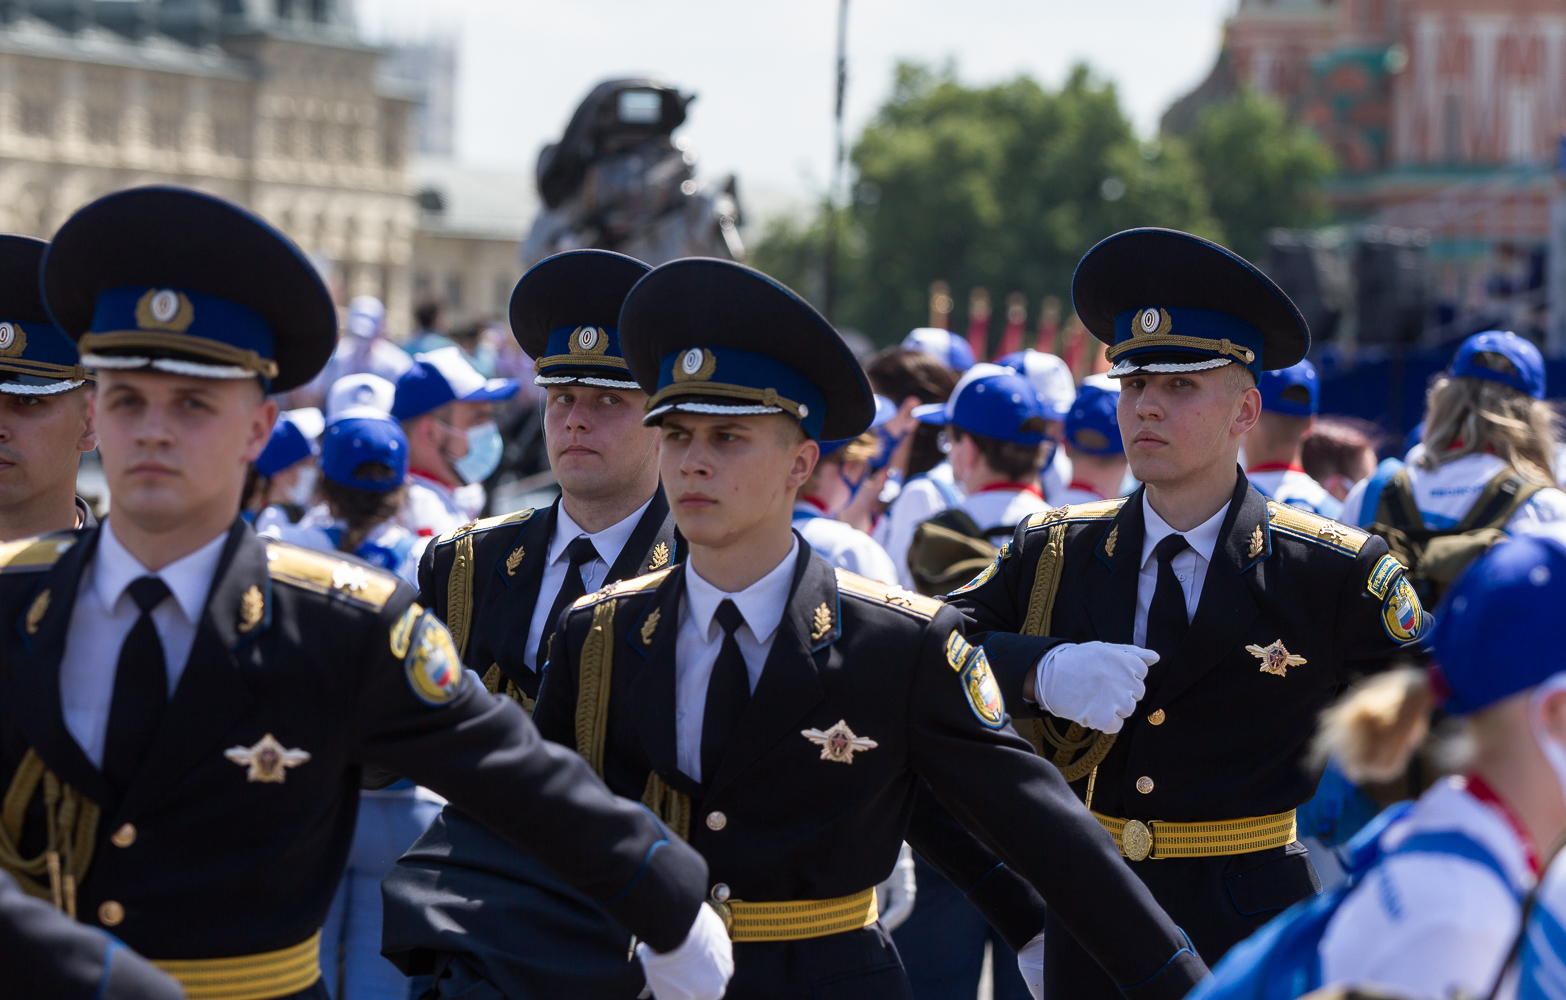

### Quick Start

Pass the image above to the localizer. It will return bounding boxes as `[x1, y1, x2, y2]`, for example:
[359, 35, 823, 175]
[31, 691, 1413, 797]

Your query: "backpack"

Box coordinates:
[1188, 801, 1519, 1000]
[906, 508, 1001, 598]
[1368, 465, 1543, 605]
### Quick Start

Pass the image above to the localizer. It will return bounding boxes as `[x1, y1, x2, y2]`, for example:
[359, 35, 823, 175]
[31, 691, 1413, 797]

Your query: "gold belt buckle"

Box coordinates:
[1122, 819, 1153, 862]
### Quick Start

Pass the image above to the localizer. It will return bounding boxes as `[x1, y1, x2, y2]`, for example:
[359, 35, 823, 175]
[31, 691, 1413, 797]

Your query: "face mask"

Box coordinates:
[286, 464, 318, 507]
[1529, 674, 1566, 811]
[450, 420, 502, 485]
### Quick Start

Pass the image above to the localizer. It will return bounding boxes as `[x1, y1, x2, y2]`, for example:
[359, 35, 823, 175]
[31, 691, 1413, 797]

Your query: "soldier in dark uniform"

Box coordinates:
[947, 228, 1431, 999]
[0, 186, 733, 1000]
[381, 249, 687, 998]
[532, 257, 1209, 1000]
[0, 235, 98, 540]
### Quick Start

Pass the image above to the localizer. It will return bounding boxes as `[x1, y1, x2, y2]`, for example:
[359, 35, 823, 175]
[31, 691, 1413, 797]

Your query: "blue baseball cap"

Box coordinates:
[913, 363, 1048, 445]
[1450, 330, 1545, 400]
[1431, 527, 1566, 714]
[256, 416, 315, 478]
[1258, 359, 1320, 417]
[1065, 383, 1122, 456]
[902, 327, 975, 373]
[392, 345, 519, 422]
[320, 407, 409, 493]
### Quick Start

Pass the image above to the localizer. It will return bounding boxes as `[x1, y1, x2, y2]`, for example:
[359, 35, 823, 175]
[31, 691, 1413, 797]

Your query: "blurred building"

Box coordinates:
[411, 156, 532, 327]
[380, 39, 455, 156]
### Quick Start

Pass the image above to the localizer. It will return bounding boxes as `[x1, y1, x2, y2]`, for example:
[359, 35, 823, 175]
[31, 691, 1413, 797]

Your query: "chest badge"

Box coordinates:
[802, 720, 878, 764]
[224, 733, 311, 783]
[1245, 639, 1307, 678]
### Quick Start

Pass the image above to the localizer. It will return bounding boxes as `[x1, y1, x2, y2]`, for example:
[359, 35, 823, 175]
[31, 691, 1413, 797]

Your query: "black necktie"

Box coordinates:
[535, 537, 600, 670]
[700, 599, 751, 784]
[1143, 534, 1191, 690]
[103, 576, 172, 794]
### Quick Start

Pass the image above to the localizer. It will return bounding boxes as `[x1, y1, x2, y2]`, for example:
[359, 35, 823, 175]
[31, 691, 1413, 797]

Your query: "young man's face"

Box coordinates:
[659, 412, 817, 549]
[545, 385, 658, 502]
[1117, 367, 1260, 488]
[0, 387, 96, 512]
[96, 371, 274, 533]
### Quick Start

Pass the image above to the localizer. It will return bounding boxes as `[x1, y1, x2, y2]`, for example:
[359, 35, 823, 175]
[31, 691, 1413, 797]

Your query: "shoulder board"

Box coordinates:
[1266, 501, 1370, 556]
[571, 567, 674, 610]
[435, 507, 535, 546]
[266, 541, 400, 611]
[835, 569, 944, 620]
[0, 533, 77, 575]
[1023, 498, 1128, 532]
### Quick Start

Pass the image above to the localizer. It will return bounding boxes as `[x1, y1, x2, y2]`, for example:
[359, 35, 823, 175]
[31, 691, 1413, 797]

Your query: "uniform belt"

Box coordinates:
[151, 931, 321, 1000]
[1093, 809, 1297, 862]
[711, 886, 879, 942]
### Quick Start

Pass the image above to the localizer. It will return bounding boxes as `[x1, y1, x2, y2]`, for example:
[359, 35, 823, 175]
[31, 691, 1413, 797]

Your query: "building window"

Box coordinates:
[1443, 95, 1461, 163]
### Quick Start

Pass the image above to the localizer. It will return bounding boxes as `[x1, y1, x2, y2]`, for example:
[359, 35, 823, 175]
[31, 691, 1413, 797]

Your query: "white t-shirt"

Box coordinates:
[1344, 452, 1566, 531]
[956, 486, 1052, 543]
[1247, 466, 1343, 520]
[398, 471, 470, 539]
[1040, 444, 1074, 506]
[257, 503, 425, 584]
[877, 461, 963, 590]
[792, 502, 898, 585]
[1319, 778, 1531, 999]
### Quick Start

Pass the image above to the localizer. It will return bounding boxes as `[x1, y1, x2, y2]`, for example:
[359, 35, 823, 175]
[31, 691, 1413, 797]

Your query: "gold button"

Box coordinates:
[710, 883, 730, 903]
[706, 811, 727, 831]
[1136, 776, 1155, 794]
[1147, 709, 1165, 726]
[110, 823, 136, 848]
[98, 900, 124, 926]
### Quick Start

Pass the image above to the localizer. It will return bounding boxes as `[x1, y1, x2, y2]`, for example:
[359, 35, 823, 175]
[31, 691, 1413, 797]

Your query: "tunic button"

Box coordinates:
[710, 883, 731, 903]
[706, 811, 727, 831]
[110, 823, 136, 848]
[1147, 710, 1165, 726]
[98, 901, 124, 926]
[1136, 776, 1155, 794]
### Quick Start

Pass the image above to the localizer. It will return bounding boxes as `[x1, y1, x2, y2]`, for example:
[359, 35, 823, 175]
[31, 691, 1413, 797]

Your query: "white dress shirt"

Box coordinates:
[58, 519, 229, 768]
[1133, 495, 1230, 648]
[522, 497, 653, 672]
[674, 538, 799, 783]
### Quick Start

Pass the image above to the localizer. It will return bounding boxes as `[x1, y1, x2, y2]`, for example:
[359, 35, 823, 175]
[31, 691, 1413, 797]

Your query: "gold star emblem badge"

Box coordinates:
[801, 720, 878, 764]
[223, 734, 311, 783]
[1245, 640, 1307, 678]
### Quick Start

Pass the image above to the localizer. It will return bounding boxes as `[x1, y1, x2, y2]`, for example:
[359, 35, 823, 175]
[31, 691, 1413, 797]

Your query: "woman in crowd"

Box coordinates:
[792, 395, 900, 584]
[244, 408, 320, 526]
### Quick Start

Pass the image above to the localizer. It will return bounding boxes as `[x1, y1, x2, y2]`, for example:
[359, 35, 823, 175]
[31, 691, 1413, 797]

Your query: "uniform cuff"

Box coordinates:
[980, 632, 1065, 716]
[597, 821, 708, 954]
[1117, 930, 1207, 1000]
[964, 862, 1049, 952]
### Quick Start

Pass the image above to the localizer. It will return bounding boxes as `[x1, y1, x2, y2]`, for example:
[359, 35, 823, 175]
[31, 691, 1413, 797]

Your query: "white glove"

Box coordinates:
[876, 842, 918, 932]
[636, 902, 734, 1000]
[1017, 929, 1046, 1000]
[1034, 641, 1158, 734]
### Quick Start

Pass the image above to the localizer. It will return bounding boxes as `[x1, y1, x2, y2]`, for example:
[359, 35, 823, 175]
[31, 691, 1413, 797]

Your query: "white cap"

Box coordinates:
[1007, 350, 1076, 419]
[281, 406, 324, 441]
[326, 373, 395, 417]
[346, 296, 386, 339]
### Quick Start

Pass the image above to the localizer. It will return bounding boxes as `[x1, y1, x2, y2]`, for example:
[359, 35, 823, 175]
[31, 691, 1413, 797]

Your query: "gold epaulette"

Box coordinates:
[1265, 501, 1369, 556]
[0, 534, 76, 575]
[835, 569, 943, 620]
[266, 542, 399, 611]
[1023, 498, 1128, 531]
[435, 507, 535, 546]
[571, 567, 674, 610]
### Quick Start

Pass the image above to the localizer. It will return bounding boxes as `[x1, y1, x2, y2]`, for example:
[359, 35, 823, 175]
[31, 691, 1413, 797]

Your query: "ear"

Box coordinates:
[1540, 688, 1566, 744]
[786, 437, 820, 490]
[243, 397, 279, 463]
[77, 388, 98, 453]
[1232, 385, 1262, 438]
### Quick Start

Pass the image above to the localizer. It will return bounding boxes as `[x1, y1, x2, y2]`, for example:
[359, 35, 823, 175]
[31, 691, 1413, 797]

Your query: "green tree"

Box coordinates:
[753, 62, 1221, 346]
[1187, 87, 1335, 262]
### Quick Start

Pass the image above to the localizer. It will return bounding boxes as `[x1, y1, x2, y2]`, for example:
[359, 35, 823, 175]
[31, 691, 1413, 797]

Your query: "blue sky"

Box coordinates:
[360, 0, 1237, 215]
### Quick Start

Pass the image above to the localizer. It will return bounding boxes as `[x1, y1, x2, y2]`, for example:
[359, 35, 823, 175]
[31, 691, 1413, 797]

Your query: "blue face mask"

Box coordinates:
[449, 420, 502, 485]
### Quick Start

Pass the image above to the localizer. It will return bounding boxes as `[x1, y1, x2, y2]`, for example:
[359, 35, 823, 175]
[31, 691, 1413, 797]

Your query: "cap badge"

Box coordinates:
[674, 347, 717, 382]
[1246, 639, 1307, 678]
[224, 733, 311, 783]
[135, 289, 195, 332]
[0, 322, 22, 357]
[1135, 308, 1172, 338]
[802, 719, 878, 764]
[571, 325, 609, 355]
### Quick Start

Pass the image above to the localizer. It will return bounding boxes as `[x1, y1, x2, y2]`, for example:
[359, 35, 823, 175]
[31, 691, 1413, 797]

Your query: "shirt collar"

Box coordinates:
[548, 496, 655, 569]
[94, 518, 229, 623]
[1140, 493, 1230, 569]
[684, 537, 800, 646]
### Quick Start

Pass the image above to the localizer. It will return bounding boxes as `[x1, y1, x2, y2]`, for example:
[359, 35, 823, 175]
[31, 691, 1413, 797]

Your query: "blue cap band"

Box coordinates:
[533, 323, 637, 386]
[645, 346, 828, 440]
[0, 319, 90, 391]
[1108, 306, 1265, 379]
[81, 286, 277, 382]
